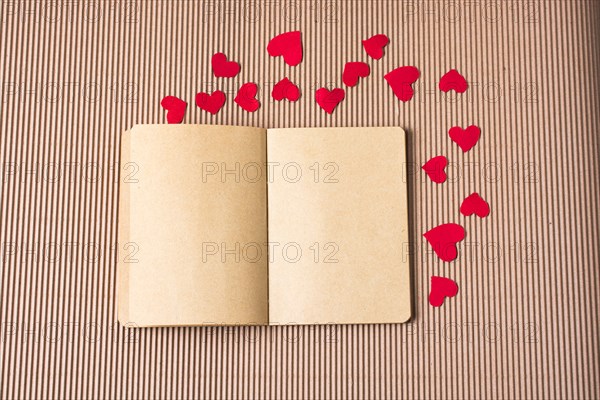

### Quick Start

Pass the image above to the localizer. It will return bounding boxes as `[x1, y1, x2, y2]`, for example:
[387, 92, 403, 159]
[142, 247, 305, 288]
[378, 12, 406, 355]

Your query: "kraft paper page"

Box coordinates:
[118, 124, 269, 327]
[267, 127, 411, 325]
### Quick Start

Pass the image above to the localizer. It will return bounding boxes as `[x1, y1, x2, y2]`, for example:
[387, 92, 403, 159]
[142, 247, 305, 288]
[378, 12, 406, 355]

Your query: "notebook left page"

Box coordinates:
[118, 124, 268, 326]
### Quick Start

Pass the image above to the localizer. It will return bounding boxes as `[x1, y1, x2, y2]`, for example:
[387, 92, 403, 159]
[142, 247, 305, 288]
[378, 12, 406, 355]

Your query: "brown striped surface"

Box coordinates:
[1, 1, 599, 399]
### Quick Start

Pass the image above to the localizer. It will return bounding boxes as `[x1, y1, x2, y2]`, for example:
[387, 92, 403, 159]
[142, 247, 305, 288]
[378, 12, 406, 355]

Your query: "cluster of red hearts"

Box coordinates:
[422, 124, 490, 308]
[160, 31, 491, 309]
[160, 31, 447, 120]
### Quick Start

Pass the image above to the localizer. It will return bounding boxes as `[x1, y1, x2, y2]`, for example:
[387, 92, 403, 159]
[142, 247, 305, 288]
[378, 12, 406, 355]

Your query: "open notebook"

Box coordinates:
[118, 125, 411, 327]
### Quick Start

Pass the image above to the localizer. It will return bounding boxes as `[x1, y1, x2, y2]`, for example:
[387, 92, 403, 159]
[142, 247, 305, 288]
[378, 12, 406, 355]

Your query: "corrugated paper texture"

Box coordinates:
[1, 1, 599, 398]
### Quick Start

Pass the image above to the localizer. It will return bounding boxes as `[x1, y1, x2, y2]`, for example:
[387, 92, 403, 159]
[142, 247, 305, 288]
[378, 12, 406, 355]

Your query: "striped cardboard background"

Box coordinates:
[1, 1, 599, 398]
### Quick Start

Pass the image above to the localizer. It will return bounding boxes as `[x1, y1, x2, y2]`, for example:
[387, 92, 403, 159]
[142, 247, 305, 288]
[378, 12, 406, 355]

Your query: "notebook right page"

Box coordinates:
[267, 127, 411, 325]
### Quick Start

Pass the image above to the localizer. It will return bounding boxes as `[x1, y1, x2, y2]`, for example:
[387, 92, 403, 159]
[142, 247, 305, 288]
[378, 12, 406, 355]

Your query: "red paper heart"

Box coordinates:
[272, 78, 300, 102]
[449, 125, 481, 152]
[429, 276, 459, 307]
[422, 155, 448, 184]
[460, 192, 490, 218]
[212, 52, 240, 78]
[362, 34, 389, 60]
[343, 62, 370, 87]
[267, 31, 303, 66]
[315, 88, 345, 114]
[195, 90, 226, 115]
[423, 223, 466, 262]
[160, 96, 186, 124]
[234, 82, 260, 112]
[384, 66, 420, 102]
[439, 69, 468, 93]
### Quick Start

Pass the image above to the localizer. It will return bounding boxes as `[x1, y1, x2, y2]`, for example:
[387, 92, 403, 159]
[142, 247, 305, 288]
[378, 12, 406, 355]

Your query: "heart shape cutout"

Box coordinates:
[234, 82, 260, 112]
[272, 78, 300, 102]
[212, 52, 240, 78]
[315, 88, 345, 114]
[362, 34, 389, 60]
[422, 155, 448, 184]
[423, 223, 465, 262]
[460, 192, 490, 218]
[267, 31, 303, 66]
[384, 66, 420, 102]
[343, 62, 370, 87]
[449, 125, 481, 152]
[195, 90, 226, 115]
[429, 276, 459, 307]
[160, 96, 186, 124]
[439, 69, 468, 93]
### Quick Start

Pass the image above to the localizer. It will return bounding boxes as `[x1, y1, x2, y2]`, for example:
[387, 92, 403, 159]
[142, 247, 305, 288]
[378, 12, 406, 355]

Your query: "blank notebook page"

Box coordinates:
[267, 127, 412, 325]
